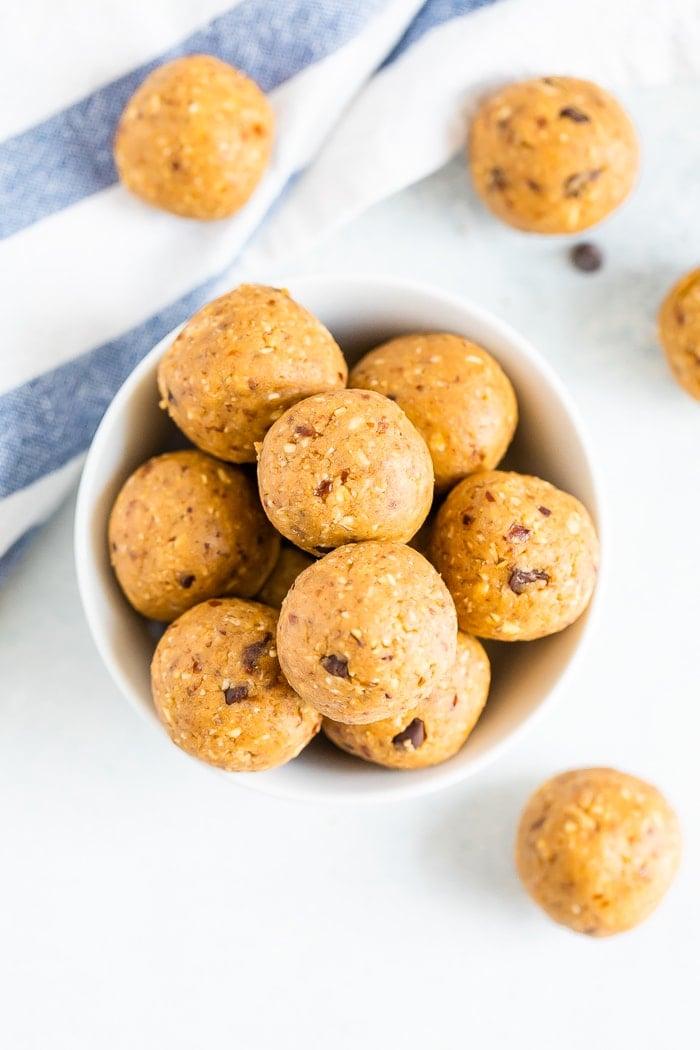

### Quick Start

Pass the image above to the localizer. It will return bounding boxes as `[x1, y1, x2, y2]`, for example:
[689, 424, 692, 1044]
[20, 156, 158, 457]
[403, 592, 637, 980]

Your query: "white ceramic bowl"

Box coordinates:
[75, 274, 603, 803]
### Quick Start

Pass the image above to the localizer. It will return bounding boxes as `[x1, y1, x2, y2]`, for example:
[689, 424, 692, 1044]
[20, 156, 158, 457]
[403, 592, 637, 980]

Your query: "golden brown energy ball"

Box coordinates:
[349, 332, 517, 491]
[515, 768, 682, 937]
[277, 542, 458, 724]
[257, 389, 434, 554]
[108, 450, 279, 622]
[658, 267, 700, 399]
[151, 598, 321, 771]
[469, 76, 638, 234]
[255, 543, 314, 609]
[323, 631, 490, 769]
[114, 54, 274, 219]
[157, 284, 347, 462]
[430, 470, 599, 641]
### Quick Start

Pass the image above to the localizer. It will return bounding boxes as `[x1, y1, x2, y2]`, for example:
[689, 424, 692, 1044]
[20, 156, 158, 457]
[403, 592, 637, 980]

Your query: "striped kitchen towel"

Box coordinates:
[1, 0, 699, 584]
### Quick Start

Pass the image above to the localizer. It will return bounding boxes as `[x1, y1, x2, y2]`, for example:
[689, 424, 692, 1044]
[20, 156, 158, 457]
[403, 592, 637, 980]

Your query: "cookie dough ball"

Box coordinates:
[114, 54, 274, 219]
[109, 450, 279, 621]
[469, 77, 638, 234]
[257, 390, 434, 554]
[151, 599, 320, 771]
[277, 542, 457, 724]
[430, 470, 599, 640]
[658, 267, 700, 399]
[158, 284, 347, 462]
[255, 543, 314, 609]
[323, 631, 490, 769]
[515, 768, 682, 937]
[349, 332, 517, 491]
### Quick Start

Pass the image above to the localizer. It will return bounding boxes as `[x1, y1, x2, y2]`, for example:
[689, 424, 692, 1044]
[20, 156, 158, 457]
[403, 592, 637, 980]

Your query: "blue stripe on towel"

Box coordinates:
[0, 276, 224, 499]
[0, 0, 385, 239]
[383, 0, 500, 65]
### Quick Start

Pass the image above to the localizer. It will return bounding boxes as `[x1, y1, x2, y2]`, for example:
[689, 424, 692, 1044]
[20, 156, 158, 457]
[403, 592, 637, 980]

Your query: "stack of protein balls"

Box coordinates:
[108, 280, 600, 774]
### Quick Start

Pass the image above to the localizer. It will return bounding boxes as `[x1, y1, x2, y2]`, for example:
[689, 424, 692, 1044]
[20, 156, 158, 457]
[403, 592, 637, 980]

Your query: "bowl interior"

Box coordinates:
[75, 275, 602, 803]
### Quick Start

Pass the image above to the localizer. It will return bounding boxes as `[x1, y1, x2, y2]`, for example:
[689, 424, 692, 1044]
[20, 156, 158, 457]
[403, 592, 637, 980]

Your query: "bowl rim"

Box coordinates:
[74, 272, 606, 804]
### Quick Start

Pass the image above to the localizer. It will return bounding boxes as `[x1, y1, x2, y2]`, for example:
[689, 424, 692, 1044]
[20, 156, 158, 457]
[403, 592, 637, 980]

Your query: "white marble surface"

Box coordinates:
[2, 84, 699, 1049]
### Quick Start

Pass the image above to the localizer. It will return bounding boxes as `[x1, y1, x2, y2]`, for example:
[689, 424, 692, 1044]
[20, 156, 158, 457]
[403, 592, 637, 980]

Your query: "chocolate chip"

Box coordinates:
[559, 106, 590, 123]
[170, 159, 181, 171]
[208, 599, 222, 607]
[538, 505, 552, 517]
[166, 389, 177, 405]
[508, 568, 550, 594]
[484, 491, 495, 503]
[224, 684, 248, 704]
[314, 478, 333, 500]
[321, 654, 349, 678]
[178, 573, 196, 589]
[526, 179, 542, 194]
[674, 305, 686, 326]
[563, 169, 602, 198]
[339, 469, 349, 483]
[452, 694, 459, 708]
[529, 816, 546, 831]
[506, 523, 531, 543]
[392, 718, 426, 750]
[295, 424, 315, 437]
[488, 166, 507, 191]
[241, 632, 273, 673]
[570, 242, 603, 273]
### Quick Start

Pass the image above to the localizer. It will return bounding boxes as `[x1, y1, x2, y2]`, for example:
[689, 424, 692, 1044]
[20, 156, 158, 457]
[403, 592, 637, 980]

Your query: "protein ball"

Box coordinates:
[515, 768, 682, 937]
[157, 284, 347, 462]
[657, 267, 700, 399]
[277, 541, 458, 724]
[349, 332, 517, 491]
[430, 470, 599, 641]
[151, 598, 321, 772]
[255, 543, 315, 609]
[469, 76, 638, 234]
[257, 389, 433, 554]
[323, 631, 490, 769]
[108, 450, 279, 621]
[114, 54, 274, 219]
